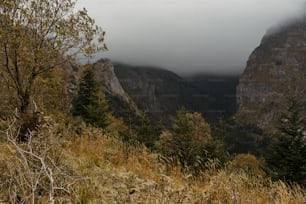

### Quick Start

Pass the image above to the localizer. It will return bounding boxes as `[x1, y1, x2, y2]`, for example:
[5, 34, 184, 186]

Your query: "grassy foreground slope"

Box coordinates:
[0, 119, 305, 203]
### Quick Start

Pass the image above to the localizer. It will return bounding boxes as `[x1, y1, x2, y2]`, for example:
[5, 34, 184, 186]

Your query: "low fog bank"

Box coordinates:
[112, 61, 242, 78]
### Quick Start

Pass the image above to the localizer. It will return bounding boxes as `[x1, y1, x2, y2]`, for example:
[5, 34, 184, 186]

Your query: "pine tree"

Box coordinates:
[73, 66, 109, 128]
[135, 112, 162, 148]
[266, 98, 306, 186]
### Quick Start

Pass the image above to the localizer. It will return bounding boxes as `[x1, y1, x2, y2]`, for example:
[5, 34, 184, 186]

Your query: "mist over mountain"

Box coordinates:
[78, 0, 305, 74]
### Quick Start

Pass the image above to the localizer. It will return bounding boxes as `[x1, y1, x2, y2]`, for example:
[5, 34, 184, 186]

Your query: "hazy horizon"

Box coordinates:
[77, 0, 306, 75]
[111, 60, 242, 77]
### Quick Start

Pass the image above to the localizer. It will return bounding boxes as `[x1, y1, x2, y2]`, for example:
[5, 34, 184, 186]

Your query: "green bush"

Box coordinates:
[156, 109, 227, 175]
[228, 154, 265, 176]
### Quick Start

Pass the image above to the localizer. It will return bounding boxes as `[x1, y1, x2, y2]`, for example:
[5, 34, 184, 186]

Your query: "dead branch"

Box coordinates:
[2, 119, 77, 203]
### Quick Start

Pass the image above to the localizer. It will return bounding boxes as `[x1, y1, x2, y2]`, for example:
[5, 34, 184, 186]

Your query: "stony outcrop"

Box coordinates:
[92, 59, 131, 104]
[236, 17, 306, 130]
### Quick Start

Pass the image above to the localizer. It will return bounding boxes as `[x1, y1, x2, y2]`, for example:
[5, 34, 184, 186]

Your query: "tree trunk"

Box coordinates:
[18, 90, 33, 142]
[20, 91, 30, 114]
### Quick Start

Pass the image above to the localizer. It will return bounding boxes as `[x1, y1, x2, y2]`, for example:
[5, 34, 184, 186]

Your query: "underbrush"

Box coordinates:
[0, 121, 305, 203]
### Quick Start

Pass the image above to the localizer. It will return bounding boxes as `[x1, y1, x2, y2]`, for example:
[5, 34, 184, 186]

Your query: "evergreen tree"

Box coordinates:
[73, 66, 109, 128]
[219, 119, 269, 157]
[266, 98, 306, 186]
[156, 109, 227, 174]
[135, 112, 162, 149]
[117, 110, 162, 148]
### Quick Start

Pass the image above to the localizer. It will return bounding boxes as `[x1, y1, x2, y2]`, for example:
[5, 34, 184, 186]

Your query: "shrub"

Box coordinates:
[156, 109, 226, 175]
[228, 153, 265, 176]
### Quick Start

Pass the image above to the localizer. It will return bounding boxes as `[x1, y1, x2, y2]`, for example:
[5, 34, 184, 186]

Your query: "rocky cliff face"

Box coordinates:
[92, 59, 131, 104]
[67, 59, 138, 117]
[236, 18, 306, 130]
[114, 63, 238, 125]
[114, 63, 190, 123]
[91, 59, 140, 118]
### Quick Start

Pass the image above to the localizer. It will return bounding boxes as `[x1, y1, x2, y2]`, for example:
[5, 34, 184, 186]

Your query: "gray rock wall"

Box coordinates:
[236, 18, 306, 130]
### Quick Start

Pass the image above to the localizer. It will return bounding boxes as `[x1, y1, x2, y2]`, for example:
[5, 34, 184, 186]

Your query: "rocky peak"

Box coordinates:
[92, 59, 131, 104]
[236, 17, 306, 131]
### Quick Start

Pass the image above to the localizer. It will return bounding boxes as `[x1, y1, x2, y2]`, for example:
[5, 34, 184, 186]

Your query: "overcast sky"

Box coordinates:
[77, 0, 305, 75]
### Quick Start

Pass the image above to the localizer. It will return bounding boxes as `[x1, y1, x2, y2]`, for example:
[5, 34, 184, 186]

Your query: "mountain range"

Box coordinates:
[87, 60, 239, 126]
[83, 16, 306, 132]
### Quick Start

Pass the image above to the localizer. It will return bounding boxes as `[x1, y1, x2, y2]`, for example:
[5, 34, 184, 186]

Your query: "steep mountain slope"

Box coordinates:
[113, 63, 193, 123]
[91, 59, 140, 118]
[236, 18, 306, 130]
[114, 63, 239, 124]
[92, 59, 132, 104]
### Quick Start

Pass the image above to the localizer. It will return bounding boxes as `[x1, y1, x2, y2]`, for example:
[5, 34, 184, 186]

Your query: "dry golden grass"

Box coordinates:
[0, 124, 305, 203]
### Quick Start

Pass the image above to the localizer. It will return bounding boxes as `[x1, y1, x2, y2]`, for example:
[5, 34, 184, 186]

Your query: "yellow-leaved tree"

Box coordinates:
[0, 0, 106, 114]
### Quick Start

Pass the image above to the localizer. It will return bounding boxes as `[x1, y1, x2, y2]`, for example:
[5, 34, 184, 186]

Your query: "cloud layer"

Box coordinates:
[77, 0, 305, 75]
